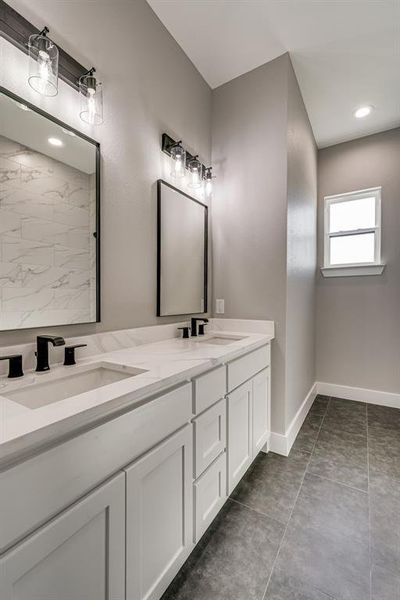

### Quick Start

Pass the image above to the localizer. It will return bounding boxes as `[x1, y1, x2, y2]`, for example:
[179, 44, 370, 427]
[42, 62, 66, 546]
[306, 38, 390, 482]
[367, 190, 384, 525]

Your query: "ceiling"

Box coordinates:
[147, 0, 400, 148]
[0, 89, 96, 174]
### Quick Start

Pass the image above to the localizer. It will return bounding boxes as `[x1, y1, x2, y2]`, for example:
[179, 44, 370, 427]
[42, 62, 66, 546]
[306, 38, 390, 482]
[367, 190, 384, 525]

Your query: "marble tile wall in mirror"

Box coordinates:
[0, 88, 99, 331]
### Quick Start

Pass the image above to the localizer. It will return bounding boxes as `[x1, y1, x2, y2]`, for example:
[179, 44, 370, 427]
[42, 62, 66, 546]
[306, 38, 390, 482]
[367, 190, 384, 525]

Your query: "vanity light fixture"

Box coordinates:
[28, 27, 59, 97]
[354, 105, 373, 119]
[204, 167, 213, 197]
[161, 133, 215, 191]
[187, 155, 203, 189]
[79, 68, 104, 125]
[48, 137, 63, 147]
[170, 141, 186, 179]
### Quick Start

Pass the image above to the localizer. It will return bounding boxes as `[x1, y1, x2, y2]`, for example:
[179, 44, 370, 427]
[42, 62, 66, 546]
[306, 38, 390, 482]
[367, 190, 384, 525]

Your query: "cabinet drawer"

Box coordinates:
[227, 344, 270, 392]
[193, 366, 226, 415]
[194, 452, 227, 543]
[193, 398, 226, 478]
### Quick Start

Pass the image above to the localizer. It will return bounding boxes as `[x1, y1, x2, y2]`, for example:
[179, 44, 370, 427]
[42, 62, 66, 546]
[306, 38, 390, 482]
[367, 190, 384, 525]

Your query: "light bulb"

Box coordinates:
[205, 179, 212, 197]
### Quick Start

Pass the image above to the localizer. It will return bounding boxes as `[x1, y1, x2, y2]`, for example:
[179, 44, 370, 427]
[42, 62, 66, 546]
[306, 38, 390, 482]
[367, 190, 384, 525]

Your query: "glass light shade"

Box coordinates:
[79, 73, 104, 125]
[28, 33, 59, 97]
[188, 156, 202, 189]
[204, 167, 213, 197]
[170, 143, 186, 178]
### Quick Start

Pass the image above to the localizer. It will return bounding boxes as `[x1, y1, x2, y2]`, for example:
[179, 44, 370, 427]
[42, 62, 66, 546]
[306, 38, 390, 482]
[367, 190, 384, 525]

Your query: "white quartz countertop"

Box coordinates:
[0, 326, 273, 469]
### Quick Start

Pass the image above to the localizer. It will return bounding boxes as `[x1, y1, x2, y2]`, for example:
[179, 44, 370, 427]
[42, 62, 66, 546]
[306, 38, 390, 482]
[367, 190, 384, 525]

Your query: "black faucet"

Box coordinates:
[36, 335, 65, 372]
[190, 317, 209, 337]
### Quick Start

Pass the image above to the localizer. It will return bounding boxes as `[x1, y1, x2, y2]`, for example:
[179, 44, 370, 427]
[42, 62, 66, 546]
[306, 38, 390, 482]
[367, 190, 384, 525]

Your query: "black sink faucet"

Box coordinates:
[191, 317, 209, 337]
[36, 335, 65, 372]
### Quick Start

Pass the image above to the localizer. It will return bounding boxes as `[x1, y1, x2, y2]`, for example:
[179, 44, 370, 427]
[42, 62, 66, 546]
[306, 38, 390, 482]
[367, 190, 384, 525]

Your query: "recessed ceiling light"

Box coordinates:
[18, 103, 30, 111]
[62, 127, 76, 137]
[48, 137, 64, 147]
[354, 105, 373, 119]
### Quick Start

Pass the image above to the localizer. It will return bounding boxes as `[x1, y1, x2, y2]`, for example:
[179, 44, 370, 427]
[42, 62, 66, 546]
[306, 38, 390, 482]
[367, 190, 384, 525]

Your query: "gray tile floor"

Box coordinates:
[162, 396, 400, 600]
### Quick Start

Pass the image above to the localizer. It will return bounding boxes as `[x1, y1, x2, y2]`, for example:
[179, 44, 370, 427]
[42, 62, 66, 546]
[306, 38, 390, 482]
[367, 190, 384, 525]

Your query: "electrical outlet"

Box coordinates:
[216, 299, 225, 314]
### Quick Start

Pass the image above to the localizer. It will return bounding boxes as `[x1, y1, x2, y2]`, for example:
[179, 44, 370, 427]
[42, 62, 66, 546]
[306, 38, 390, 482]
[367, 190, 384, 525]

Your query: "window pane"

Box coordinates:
[330, 233, 375, 265]
[329, 197, 376, 233]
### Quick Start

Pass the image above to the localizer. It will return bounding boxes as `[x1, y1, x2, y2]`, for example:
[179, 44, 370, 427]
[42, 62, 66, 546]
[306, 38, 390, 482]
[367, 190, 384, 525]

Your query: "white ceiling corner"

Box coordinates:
[147, 0, 400, 148]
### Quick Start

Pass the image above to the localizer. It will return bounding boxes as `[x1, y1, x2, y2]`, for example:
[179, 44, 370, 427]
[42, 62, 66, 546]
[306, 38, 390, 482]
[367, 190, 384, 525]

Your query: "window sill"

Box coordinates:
[321, 264, 386, 278]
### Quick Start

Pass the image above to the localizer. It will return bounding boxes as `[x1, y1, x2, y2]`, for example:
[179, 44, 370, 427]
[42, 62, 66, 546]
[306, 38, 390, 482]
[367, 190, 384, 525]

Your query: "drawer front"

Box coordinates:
[227, 344, 270, 392]
[0, 383, 192, 553]
[194, 452, 227, 543]
[193, 366, 226, 415]
[193, 399, 226, 478]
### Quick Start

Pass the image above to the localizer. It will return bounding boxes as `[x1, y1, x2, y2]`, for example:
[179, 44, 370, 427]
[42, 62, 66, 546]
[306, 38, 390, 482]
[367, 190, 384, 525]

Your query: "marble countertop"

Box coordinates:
[0, 325, 274, 469]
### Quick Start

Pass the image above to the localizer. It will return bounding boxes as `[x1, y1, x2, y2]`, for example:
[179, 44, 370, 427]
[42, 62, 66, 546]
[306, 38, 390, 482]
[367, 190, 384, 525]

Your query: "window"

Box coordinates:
[322, 187, 384, 277]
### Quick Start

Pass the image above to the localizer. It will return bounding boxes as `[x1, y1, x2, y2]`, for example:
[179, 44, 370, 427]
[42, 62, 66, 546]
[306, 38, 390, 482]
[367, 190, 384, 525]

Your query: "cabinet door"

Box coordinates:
[227, 379, 252, 494]
[252, 368, 270, 457]
[125, 425, 193, 600]
[0, 473, 125, 600]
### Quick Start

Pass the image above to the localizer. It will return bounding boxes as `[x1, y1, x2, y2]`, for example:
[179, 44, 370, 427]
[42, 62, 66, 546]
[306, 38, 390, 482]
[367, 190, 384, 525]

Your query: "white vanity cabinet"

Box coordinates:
[0, 473, 125, 600]
[0, 338, 272, 600]
[125, 425, 193, 600]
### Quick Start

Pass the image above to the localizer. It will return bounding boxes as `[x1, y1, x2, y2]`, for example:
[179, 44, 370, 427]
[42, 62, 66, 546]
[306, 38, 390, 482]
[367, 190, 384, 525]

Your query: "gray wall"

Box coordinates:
[316, 128, 400, 394]
[285, 63, 317, 430]
[212, 55, 289, 433]
[0, 0, 211, 346]
[212, 54, 317, 434]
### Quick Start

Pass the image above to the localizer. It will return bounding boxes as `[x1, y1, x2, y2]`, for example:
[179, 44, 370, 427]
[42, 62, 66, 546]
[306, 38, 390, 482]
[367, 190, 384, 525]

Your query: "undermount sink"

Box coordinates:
[195, 335, 247, 346]
[4, 362, 147, 410]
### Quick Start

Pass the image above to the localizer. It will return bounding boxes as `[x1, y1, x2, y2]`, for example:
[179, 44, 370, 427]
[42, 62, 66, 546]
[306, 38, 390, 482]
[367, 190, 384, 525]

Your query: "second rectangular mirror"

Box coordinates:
[157, 180, 208, 317]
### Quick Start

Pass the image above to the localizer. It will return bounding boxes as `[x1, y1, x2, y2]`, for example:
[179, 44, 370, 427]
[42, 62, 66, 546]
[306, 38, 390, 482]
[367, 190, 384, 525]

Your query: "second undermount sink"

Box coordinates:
[195, 335, 247, 346]
[4, 362, 147, 410]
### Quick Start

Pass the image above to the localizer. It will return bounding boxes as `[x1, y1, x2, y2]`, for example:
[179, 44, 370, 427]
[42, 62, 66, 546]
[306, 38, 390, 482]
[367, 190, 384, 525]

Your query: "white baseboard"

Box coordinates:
[268, 381, 400, 457]
[269, 383, 318, 456]
[316, 381, 400, 410]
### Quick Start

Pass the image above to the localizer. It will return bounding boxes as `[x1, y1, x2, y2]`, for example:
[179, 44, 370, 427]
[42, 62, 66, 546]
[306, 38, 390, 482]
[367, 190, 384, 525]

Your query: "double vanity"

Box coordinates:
[0, 319, 273, 600]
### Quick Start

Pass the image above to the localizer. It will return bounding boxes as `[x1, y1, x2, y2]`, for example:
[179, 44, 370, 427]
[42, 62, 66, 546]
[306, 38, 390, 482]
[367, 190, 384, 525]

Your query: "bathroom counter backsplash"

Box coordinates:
[0, 319, 274, 467]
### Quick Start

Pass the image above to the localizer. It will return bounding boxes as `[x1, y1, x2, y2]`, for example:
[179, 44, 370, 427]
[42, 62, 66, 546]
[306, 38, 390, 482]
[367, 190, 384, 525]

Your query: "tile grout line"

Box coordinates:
[366, 403, 373, 600]
[260, 396, 332, 600]
[304, 470, 369, 494]
[228, 497, 286, 526]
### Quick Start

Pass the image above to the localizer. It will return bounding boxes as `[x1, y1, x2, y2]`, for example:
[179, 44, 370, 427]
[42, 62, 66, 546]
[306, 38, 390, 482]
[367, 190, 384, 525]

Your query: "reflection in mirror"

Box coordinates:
[157, 180, 207, 316]
[0, 88, 99, 331]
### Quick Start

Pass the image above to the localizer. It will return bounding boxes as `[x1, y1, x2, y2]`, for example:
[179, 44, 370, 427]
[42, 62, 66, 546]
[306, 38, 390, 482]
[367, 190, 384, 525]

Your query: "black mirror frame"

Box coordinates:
[157, 179, 208, 317]
[0, 85, 101, 327]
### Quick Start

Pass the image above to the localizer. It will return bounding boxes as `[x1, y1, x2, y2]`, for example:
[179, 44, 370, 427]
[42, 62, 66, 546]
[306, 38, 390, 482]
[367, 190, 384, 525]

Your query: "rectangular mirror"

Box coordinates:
[0, 87, 100, 331]
[157, 179, 208, 316]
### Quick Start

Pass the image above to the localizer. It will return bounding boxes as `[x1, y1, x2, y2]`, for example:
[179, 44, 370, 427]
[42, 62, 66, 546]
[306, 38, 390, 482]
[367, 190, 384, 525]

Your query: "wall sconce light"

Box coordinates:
[187, 155, 203, 189]
[79, 68, 103, 125]
[161, 133, 214, 192]
[170, 141, 186, 178]
[28, 27, 59, 97]
[204, 167, 213, 197]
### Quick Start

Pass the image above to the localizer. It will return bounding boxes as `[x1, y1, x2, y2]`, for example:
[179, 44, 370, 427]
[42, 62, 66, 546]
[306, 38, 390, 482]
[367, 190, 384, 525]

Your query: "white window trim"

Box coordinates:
[321, 186, 385, 278]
